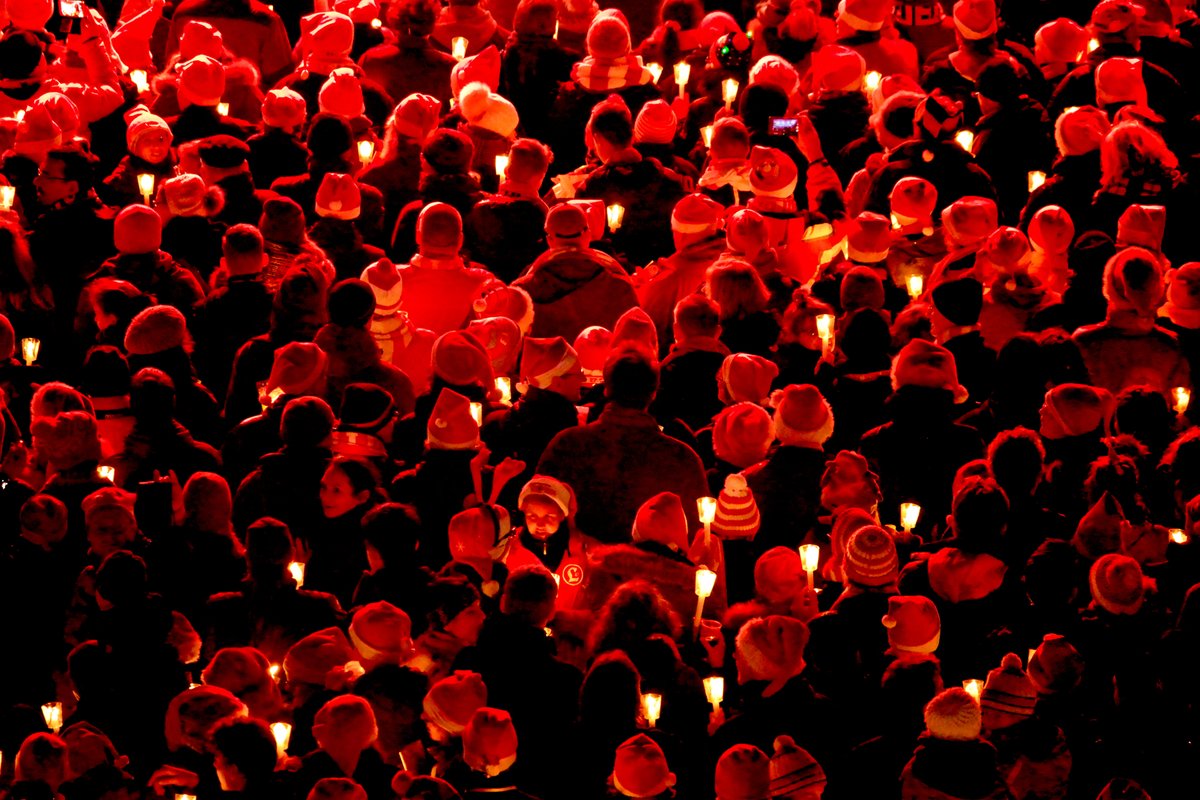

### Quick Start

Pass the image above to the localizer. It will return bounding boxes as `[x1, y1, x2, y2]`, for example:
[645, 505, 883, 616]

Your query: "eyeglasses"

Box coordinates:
[36, 171, 69, 181]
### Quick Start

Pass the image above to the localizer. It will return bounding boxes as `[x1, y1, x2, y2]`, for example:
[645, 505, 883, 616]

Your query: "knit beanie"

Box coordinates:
[771, 384, 833, 446]
[426, 388, 480, 450]
[754, 547, 805, 605]
[124, 106, 170, 153]
[633, 100, 677, 145]
[632, 492, 689, 552]
[735, 616, 809, 688]
[114, 204, 162, 255]
[463, 708, 518, 777]
[423, 671, 488, 735]
[315, 173, 362, 221]
[1027, 633, 1085, 695]
[124, 305, 188, 356]
[586, 11, 632, 60]
[612, 734, 675, 798]
[719, 353, 779, 406]
[1089, 552, 1147, 615]
[843, 526, 899, 587]
[925, 687, 981, 741]
[31, 411, 101, 471]
[280, 396, 336, 449]
[769, 736, 826, 799]
[349, 601, 413, 666]
[160, 174, 224, 218]
[891, 339, 968, 402]
[459, 82, 519, 138]
[820, 453, 882, 516]
[1041, 383, 1113, 440]
[882, 595, 941, 654]
[713, 473, 761, 539]
[715, 744, 771, 800]
[712, 402, 773, 469]
[283, 627, 358, 687]
[981, 653, 1038, 729]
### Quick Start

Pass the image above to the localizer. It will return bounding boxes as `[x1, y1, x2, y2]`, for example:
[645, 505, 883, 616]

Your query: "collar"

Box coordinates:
[410, 253, 465, 270]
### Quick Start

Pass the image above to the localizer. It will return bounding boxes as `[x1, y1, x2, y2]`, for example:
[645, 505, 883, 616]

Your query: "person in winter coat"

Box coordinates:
[152, 21, 265, 126]
[394, 203, 492, 335]
[537, 346, 709, 544]
[359, 93, 441, 245]
[651, 293, 730, 432]
[99, 107, 175, 210]
[308, 174, 387, 282]
[499, 0, 576, 144]
[834, 0, 919, 78]
[359, 0, 458, 108]
[1019, 106, 1109, 232]
[167, 0, 293, 86]
[900, 687, 1010, 800]
[464, 138, 551, 282]
[805, 46, 872, 183]
[162, 56, 257, 146]
[246, 88, 310, 193]
[390, 130, 490, 261]
[431, 0, 510, 56]
[157, 173, 228, 284]
[306, 456, 383, 609]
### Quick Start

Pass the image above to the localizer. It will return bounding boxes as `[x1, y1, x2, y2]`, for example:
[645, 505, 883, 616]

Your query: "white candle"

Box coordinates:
[605, 203, 625, 232]
[694, 566, 717, 632]
[722, 78, 739, 110]
[20, 337, 39, 366]
[641, 692, 662, 727]
[703, 675, 724, 710]
[697, 496, 717, 545]
[137, 173, 154, 205]
[452, 37, 468, 61]
[798, 543, 819, 590]
[815, 314, 834, 357]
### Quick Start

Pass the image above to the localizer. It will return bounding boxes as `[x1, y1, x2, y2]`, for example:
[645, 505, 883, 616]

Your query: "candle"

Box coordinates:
[217, 102, 230, 117]
[1027, 648, 1036, 665]
[469, 402, 484, 426]
[288, 561, 305, 587]
[953, 130, 975, 153]
[176, 795, 197, 800]
[371, 17, 383, 29]
[900, 502, 921, 533]
[14, 109, 24, 123]
[452, 37, 468, 61]
[962, 679, 983, 701]
[554, 20, 559, 39]
[1027, 170, 1046, 193]
[1087, 38, 1099, 53]
[864, 70, 882, 92]
[815, 313, 834, 357]
[138, 173, 154, 205]
[703, 675, 725, 711]
[1170, 528, 1189, 545]
[674, 61, 690, 99]
[798, 543, 819, 590]
[1173, 386, 1190, 416]
[722, 78, 739, 110]
[646, 62, 664, 84]
[906, 274, 924, 299]
[495, 376, 512, 405]
[605, 203, 625, 232]
[890, 213, 901, 229]
[694, 566, 717, 632]
[701, 125, 713, 148]
[641, 692, 662, 727]
[357, 139, 375, 167]
[697, 496, 717, 546]
[21, 337, 39, 366]
[270, 722, 292, 757]
[97, 465, 115, 482]
[269, 663, 282, 682]
[130, 69, 149, 93]
[494, 154, 509, 179]
[0, 184, 14, 212]
[41, 702, 62, 733]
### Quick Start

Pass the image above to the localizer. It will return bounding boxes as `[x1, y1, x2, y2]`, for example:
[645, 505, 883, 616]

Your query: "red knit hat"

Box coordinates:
[889, 177, 937, 231]
[748, 146, 799, 199]
[634, 100, 677, 145]
[735, 615, 809, 688]
[423, 671, 488, 735]
[1072, 492, 1125, 559]
[771, 384, 834, 446]
[416, 202, 463, 258]
[1035, 18, 1086, 64]
[1103, 246, 1165, 317]
[981, 653, 1038, 729]
[300, 11, 355, 60]
[463, 708, 518, 777]
[315, 173, 361, 220]
[262, 342, 328, 404]
[390, 93, 441, 143]
[891, 339, 968, 402]
[840, 267, 886, 312]
[712, 402, 773, 468]
[177, 55, 225, 108]
[843, 526, 899, 587]
[319, 68, 366, 119]
[924, 688, 981, 741]
[586, 10, 632, 60]
[114, 204, 162, 255]
[632, 492, 689, 552]
[847, 212, 891, 264]
[349, 601, 413, 666]
[611, 307, 658, 355]
[575, 326, 613, 385]
[671, 193, 725, 235]
[1089, 552, 1147, 615]
[179, 20, 224, 61]
[466, 316, 522, 376]
[520, 336, 579, 389]
[769, 736, 826, 799]
[982, 226, 1032, 275]
[837, 0, 892, 31]
[124, 305, 188, 355]
[953, 0, 997, 39]
[474, 285, 534, 334]
[31, 411, 101, 471]
[810, 45, 865, 94]
[713, 473, 761, 539]
[284, 627, 358, 687]
[451, 45, 502, 96]
[1027, 633, 1085, 695]
[754, 546, 805, 605]
[426, 388, 480, 450]
[715, 744, 771, 800]
[719, 354, 779, 406]
[882, 595, 941, 653]
[612, 734, 675, 798]
[1040, 384, 1113, 440]
[1028, 205, 1074, 254]
[1116, 204, 1166, 251]
[941, 196, 998, 248]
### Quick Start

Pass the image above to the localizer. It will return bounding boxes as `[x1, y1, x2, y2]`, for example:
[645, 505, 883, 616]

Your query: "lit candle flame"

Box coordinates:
[646, 62, 663, 84]
[97, 465, 115, 482]
[701, 125, 713, 148]
[269, 663, 281, 681]
[815, 313, 834, 342]
[494, 154, 509, 179]
[217, 102, 230, 117]
[130, 69, 149, 93]
[798, 544, 820, 573]
[0, 184, 14, 212]
[452, 37, 468, 61]
[864, 70, 882, 92]
[907, 274, 924, 299]
[674, 61, 690, 99]
[697, 496, 717, 525]
[371, 17, 383, 29]
[641, 692, 662, 727]
[1027, 171, 1046, 193]
[20, 337, 39, 366]
[605, 203, 625, 232]
[41, 702, 62, 733]
[900, 502, 921, 532]
[1087, 38, 1099, 53]
[1173, 386, 1190, 415]
[722, 78, 739, 109]
[963, 679, 983, 701]
[271, 721, 292, 754]
[357, 139, 375, 167]
[695, 566, 717, 599]
[288, 561, 305, 587]
[137, 173, 154, 204]
[495, 376, 512, 405]
[1170, 528, 1189, 545]
[954, 129, 975, 153]
[703, 675, 725, 709]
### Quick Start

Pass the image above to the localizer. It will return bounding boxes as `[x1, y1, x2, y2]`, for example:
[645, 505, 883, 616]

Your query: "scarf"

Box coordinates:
[572, 54, 653, 92]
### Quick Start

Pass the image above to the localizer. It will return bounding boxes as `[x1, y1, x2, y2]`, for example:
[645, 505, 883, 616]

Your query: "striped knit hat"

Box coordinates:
[712, 473, 761, 539]
[981, 653, 1038, 729]
[769, 735, 826, 798]
[842, 526, 899, 587]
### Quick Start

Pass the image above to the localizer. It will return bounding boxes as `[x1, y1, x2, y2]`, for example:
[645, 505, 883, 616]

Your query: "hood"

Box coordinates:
[927, 548, 1007, 603]
[520, 249, 618, 301]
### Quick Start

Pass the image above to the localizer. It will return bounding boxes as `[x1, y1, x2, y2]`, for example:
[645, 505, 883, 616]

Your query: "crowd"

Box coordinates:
[0, 0, 1198, 797]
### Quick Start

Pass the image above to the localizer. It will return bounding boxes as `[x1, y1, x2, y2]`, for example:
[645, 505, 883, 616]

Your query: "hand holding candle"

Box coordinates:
[694, 566, 717, 633]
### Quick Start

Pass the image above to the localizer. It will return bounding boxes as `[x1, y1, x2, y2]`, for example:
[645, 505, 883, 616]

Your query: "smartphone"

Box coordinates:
[136, 477, 173, 535]
[769, 116, 800, 136]
[57, 0, 85, 38]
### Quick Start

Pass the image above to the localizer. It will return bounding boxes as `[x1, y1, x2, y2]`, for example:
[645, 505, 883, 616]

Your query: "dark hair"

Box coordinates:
[1115, 385, 1173, 453]
[423, 574, 480, 631]
[589, 104, 634, 148]
[501, 564, 557, 623]
[950, 476, 1009, 551]
[354, 664, 427, 712]
[579, 650, 641, 730]
[362, 503, 423, 565]
[130, 367, 176, 421]
[209, 718, 279, 785]
[327, 455, 382, 496]
[95, 550, 148, 607]
[46, 143, 99, 191]
[223, 224, 265, 259]
[987, 427, 1045, 500]
[603, 347, 659, 409]
[674, 293, 720, 337]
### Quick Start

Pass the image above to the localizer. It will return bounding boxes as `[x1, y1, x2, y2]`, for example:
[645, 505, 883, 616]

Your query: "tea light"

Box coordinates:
[900, 502, 921, 533]
[357, 139, 375, 167]
[21, 337, 39, 366]
[494, 154, 509, 179]
[0, 184, 14, 212]
[130, 69, 149, 93]
[605, 203, 625, 232]
[288, 561, 305, 587]
[469, 402, 484, 426]
[1027, 170, 1046, 193]
[698, 496, 717, 546]
[674, 61, 691, 99]
[1173, 386, 1190, 416]
[641, 692, 662, 727]
[137, 173, 154, 204]
[495, 376, 512, 406]
[1170, 528, 1189, 545]
[97, 465, 115, 482]
[864, 70, 882, 92]
[962, 679, 983, 701]
[722, 78, 739, 110]
[41, 702, 62, 733]
[799, 543, 819, 590]
[694, 566, 717, 632]
[270, 721, 292, 756]
[646, 62, 664, 84]
[906, 274, 924, 299]
[217, 102, 230, 117]
[703, 675, 725, 711]
[954, 130, 975, 153]
[701, 125, 713, 148]
[452, 37, 468, 61]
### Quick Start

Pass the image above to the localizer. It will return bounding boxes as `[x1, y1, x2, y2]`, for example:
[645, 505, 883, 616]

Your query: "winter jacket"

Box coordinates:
[232, 445, 332, 541]
[652, 339, 730, 433]
[513, 246, 638, 342]
[901, 736, 1010, 800]
[164, 104, 257, 145]
[481, 387, 579, 487]
[579, 539, 727, 625]
[499, 34, 578, 144]
[392, 255, 492, 336]
[1073, 314, 1190, 396]
[743, 445, 830, 555]
[972, 98, 1055, 225]
[100, 154, 178, 210]
[389, 449, 478, 569]
[83, 251, 206, 324]
[161, 215, 228, 282]
[838, 29, 920, 79]
[190, 274, 273, 398]
[168, 0, 294, 86]
[247, 128, 310, 192]
[636, 234, 728, 345]
[464, 194, 548, 282]
[358, 34, 457, 109]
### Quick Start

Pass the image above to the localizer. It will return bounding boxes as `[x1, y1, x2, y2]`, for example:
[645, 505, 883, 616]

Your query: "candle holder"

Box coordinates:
[694, 566, 717, 633]
[41, 702, 62, 733]
[21, 337, 39, 366]
[358, 139, 375, 168]
[674, 61, 690, 99]
[494, 154, 509, 180]
[605, 203, 625, 233]
[137, 173, 154, 205]
[703, 675, 724, 711]
[906, 274, 924, 299]
[469, 402, 484, 426]
[798, 544, 819, 590]
[900, 502, 921, 533]
[641, 692, 662, 727]
[288, 561, 306, 588]
[1027, 171, 1046, 193]
[962, 679, 983, 701]
[452, 37, 468, 61]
